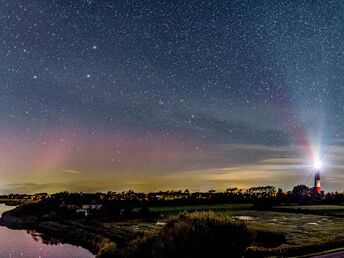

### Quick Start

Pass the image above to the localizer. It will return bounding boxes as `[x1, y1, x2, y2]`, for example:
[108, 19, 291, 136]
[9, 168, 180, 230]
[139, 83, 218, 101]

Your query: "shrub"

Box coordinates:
[125, 211, 254, 258]
[124, 233, 156, 258]
[96, 240, 117, 258]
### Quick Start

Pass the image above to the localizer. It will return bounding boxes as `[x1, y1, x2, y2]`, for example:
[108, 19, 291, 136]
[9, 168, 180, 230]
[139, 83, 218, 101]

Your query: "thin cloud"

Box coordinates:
[63, 169, 81, 174]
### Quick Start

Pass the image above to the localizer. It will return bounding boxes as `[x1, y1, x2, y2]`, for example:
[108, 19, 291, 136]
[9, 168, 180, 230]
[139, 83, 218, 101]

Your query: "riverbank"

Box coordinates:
[0, 210, 128, 258]
[0, 203, 93, 257]
[0, 198, 35, 206]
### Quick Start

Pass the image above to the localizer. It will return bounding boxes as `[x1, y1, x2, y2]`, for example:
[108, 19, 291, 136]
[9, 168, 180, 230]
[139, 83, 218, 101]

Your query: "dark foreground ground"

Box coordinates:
[2, 203, 344, 257]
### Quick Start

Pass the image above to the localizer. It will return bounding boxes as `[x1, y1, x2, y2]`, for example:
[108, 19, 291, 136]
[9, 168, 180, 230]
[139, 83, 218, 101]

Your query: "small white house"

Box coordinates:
[76, 209, 88, 217]
[81, 204, 102, 210]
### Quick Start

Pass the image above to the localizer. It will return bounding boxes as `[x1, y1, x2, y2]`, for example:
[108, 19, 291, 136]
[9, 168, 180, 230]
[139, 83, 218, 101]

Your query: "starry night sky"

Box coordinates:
[0, 1, 344, 193]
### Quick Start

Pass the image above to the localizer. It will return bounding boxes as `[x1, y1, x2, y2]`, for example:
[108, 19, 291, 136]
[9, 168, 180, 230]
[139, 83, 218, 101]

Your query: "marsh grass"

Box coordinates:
[146, 203, 253, 215]
[121, 211, 254, 258]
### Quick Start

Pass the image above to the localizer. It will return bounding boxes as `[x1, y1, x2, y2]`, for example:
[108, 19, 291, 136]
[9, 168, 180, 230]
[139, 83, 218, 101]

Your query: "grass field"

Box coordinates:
[139, 204, 344, 256]
[233, 211, 344, 244]
[272, 205, 344, 218]
[147, 203, 253, 215]
[273, 205, 344, 211]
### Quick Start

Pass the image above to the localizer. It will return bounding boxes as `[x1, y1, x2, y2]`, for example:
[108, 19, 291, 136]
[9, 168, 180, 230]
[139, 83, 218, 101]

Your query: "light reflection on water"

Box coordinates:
[0, 204, 94, 258]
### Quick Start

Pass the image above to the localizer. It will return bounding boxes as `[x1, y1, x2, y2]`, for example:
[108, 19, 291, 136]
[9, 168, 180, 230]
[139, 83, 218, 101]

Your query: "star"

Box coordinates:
[0, 0, 342, 193]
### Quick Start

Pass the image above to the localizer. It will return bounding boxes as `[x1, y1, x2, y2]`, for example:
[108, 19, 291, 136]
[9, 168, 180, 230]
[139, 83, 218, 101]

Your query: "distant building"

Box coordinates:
[76, 209, 88, 217]
[81, 204, 102, 210]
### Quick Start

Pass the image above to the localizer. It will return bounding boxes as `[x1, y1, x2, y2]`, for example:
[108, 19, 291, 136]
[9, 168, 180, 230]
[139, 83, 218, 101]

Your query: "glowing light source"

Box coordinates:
[313, 160, 322, 169]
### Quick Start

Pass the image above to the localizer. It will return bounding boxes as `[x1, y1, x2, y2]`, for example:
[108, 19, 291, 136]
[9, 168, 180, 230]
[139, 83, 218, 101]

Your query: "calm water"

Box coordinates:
[0, 204, 94, 258]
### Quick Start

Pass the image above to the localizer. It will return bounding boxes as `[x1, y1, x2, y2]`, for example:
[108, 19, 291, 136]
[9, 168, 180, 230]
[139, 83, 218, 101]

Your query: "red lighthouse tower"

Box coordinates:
[313, 169, 321, 195]
[313, 161, 321, 197]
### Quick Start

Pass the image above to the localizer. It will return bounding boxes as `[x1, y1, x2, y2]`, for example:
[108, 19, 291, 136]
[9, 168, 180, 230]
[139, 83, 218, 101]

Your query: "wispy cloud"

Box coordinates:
[63, 169, 81, 174]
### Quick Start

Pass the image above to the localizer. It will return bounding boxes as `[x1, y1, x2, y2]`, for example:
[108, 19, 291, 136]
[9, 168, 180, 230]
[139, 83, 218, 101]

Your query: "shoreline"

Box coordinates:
[0, 213, 118, 258]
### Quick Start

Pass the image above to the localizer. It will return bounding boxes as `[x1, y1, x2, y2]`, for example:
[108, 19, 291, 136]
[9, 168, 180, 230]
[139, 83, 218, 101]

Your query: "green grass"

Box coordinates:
[272, 205, 344, 218]
[216, 209, 344, 245]
[273, 205, 344, 211]
[122, 211, 254, 258]
[126, 205, 344, 257]
[146, 203, 253, 215]
[143, 204, 344, 246]
[142, 204, 344, 256]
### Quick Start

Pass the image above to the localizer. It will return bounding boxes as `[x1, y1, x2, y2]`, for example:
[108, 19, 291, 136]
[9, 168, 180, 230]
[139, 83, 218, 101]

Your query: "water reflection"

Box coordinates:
[0, 204, 94, 258]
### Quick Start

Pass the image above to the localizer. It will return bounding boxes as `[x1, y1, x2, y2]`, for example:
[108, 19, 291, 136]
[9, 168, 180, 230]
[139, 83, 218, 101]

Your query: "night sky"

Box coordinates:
[0, 1, 344, 193]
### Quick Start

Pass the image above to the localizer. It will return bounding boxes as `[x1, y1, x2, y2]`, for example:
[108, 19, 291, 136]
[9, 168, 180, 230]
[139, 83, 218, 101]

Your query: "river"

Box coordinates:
[0, 204, 94, 258]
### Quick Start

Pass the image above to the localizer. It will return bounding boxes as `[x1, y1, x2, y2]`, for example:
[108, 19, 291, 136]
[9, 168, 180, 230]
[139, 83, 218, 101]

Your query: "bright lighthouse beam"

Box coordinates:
[314, 160, 322, 169]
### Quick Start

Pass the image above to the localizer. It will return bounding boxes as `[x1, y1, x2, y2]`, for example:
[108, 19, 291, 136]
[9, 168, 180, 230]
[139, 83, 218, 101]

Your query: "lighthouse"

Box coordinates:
[313, 169, 321, 195]
[313, 161, 321, 196]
